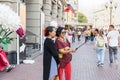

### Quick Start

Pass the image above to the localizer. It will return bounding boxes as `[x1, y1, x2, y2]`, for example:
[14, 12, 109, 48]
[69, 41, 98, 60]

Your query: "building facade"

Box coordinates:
[0, 0, 67, 63]
[93, 9, 106, 29]
[93, 0, 120, 30]
[114, 0, 120, 29]
[64, 0, 78, 28]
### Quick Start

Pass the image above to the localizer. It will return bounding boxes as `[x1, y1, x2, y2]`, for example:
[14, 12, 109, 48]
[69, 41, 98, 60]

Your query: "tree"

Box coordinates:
[78, 12, 88, 23]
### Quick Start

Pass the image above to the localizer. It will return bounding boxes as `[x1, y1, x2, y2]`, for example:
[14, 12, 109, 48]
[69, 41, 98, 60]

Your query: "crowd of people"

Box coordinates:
[43, 24, 120, 80]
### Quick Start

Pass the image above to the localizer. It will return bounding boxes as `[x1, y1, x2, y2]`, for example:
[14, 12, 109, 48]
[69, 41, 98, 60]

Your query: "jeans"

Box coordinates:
[72, 35, 75, 43]
[90, 36, 94, 41]
[109, 46, 118, 63]
[78, 35, 81, 41]
[96, 48, 105, 64]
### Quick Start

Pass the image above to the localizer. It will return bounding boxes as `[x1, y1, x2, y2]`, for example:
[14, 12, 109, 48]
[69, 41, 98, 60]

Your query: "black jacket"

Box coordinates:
[43, 38, 59, 80]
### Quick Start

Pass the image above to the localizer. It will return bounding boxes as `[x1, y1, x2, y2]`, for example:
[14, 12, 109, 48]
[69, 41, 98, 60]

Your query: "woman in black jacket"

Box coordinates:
[43, 26, 59, 80]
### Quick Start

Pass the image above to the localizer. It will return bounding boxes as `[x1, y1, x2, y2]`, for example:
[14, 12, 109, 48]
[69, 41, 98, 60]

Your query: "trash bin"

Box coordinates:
[6, 51, 17, 64]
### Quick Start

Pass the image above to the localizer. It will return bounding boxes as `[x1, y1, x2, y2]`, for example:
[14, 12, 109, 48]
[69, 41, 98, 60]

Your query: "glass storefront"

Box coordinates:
[25, 30, 40, 57]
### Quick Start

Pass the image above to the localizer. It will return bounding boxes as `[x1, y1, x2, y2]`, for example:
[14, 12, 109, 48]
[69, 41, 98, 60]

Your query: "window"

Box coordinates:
[21, 0, 25, 3]
[74, 13, 77, 17]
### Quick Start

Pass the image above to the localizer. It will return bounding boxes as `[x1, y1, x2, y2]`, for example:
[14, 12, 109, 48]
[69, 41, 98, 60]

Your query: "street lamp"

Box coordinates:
[105, 0, 117, 25]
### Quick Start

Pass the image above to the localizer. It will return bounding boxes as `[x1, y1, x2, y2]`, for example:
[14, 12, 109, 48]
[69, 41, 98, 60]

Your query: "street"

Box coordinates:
[0, 39, 120, 80]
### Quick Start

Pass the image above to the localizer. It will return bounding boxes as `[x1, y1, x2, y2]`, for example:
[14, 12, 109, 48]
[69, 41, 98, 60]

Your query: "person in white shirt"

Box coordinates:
[71, 28, 75, 43]
[77, 30, 81, 41]
[107, 25, 120, 66]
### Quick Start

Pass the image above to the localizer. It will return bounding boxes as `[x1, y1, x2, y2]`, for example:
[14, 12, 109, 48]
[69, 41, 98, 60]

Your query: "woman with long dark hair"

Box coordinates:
[43, 26, 59, 80]
[55, 27, 75, 80]
[94, 30, 106, 67]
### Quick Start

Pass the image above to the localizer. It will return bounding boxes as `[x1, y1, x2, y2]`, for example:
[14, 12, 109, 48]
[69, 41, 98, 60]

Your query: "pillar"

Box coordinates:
[57, 7, 62, 26]
[51, 3, 57, 21]
[43, 0, 51, 27]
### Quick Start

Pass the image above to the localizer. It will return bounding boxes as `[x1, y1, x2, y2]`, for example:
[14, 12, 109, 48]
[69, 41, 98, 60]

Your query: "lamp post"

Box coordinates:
[105, 0, 117, 25]
[16, 0, 20, 65]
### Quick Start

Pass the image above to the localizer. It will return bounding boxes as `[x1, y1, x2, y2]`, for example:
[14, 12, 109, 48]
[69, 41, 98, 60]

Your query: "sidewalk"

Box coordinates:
[0, 55, 43, 80]
[0, 39, 120, 80]
[71, 40, 120, 80]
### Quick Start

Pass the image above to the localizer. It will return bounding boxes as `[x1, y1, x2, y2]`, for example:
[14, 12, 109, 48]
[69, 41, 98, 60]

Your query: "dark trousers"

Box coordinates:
[78, 35, 81, 41]
[109, 46, 118, 63]
[85, 36, 88, 43]
[72, 35, 75, 43]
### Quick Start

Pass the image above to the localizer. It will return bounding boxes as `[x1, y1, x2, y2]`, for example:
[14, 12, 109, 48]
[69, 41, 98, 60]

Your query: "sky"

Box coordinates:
[78, 0, 109, 22]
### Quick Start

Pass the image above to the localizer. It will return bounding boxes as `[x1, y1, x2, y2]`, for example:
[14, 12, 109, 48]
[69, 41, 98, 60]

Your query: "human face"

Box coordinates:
[60, 29, 66, 38]
[49, 28, 56, 38]
[108, 26, 112, 31]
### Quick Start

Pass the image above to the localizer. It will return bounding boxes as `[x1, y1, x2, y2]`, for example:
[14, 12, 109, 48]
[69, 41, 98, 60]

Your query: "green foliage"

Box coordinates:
[0, 25, 14, 44]
[78, 12, 88, 23]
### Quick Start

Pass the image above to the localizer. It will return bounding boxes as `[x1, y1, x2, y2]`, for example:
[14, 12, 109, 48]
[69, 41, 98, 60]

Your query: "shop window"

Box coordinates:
[25, 30, 41, 57]
[21, 0, 25, 3]
[41, 6, 44, 11]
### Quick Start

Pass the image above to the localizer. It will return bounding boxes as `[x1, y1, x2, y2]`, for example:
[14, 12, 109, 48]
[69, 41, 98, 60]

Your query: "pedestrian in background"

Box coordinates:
[77, 29, 81, 41]
[90, 30, 94, 41]
[55, 27, 75, 80]
[66, 28, 72, 43]
[43, 26, 59, 80]
[94, 30, 106, 66]
[71, 28, 75, 43]
[107, 25, 120, 66]
[84, 30, 88, 43]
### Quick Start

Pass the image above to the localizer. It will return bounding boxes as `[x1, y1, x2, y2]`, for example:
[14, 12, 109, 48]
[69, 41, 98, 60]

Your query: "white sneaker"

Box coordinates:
[100, 63, 104, 67]
[115, 60, 118, 65]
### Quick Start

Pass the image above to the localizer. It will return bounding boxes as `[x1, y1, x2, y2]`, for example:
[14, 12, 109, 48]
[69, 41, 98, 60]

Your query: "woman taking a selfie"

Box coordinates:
[55, 27, 75, 80]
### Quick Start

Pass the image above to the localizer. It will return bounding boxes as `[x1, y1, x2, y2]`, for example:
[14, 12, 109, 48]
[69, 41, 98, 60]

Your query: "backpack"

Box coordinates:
[97, 36, 105, 47]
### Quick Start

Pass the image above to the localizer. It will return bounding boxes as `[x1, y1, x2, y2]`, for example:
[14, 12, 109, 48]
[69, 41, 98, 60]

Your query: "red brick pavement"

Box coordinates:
[0, 40, 120, 80]
[0, 55, 43, 80]
[71, 41, 120, 80]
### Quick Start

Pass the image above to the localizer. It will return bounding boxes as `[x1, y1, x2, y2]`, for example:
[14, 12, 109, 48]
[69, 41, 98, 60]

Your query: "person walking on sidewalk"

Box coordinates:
[77, 29, 81, 41]
[107, 25, 120, 66]
[0, 45, 15, 72]
[71, 28, 75, 43]
[94, 30, 106, 66]
[43, 26, 59, 80]
[55, 27, 76, 80]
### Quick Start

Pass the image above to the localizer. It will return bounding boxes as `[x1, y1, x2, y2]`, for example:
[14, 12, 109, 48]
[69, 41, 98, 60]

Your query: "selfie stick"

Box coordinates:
[75, 42, 86, 51]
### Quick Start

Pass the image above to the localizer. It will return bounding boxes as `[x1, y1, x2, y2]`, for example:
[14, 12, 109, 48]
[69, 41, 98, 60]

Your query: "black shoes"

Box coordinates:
[5, 65, 15, 72]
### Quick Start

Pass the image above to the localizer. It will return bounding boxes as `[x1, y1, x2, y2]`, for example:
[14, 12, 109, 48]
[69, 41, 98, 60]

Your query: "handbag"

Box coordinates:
[59, 53, 72, 68]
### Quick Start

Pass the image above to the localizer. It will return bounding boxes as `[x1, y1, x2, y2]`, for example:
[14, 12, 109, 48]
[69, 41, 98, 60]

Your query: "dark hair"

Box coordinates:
[99, 30, 104, 37]
[109, 25, 114, 28]
[95, 28, 99, 33]
[45, 26, 54, 36]
[56, 27, 64, 37]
